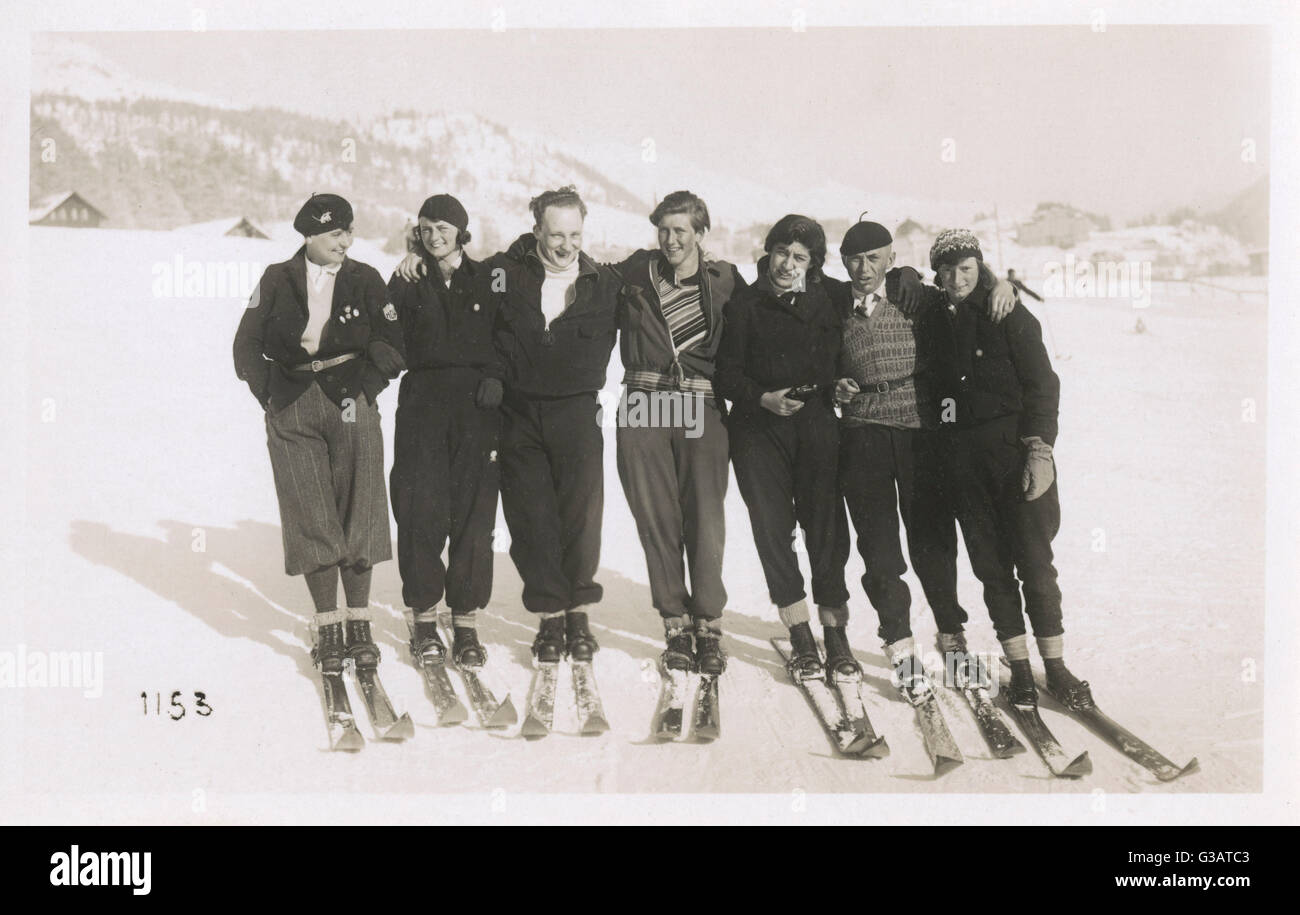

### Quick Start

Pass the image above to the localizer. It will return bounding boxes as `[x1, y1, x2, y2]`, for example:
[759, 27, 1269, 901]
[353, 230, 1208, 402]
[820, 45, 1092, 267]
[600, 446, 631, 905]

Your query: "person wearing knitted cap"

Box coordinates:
[926, 228, 1091, 711]
[233, 193, 408, 732]
[830, 220, 1017, 695]
[386, 193, 507, 670]
[714, 215, 925, 681]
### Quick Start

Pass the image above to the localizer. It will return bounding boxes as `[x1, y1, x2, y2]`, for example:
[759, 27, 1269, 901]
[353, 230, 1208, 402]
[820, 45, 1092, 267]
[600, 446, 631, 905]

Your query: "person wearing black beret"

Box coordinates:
[386, 193, 507, 669]
[233, 192, 408, 711]
[830, 219, 1018, 696]
[926, 228, 1090, 711]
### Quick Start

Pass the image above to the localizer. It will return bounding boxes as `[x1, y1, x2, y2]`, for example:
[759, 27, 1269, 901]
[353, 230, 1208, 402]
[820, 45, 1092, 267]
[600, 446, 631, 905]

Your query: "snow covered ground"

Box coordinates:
[1, 227, 1267, 822]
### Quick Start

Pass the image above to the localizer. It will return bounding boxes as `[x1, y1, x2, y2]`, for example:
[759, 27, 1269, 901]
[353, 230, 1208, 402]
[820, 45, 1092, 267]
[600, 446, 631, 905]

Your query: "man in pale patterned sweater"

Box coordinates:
[829, 219, 1014, 690]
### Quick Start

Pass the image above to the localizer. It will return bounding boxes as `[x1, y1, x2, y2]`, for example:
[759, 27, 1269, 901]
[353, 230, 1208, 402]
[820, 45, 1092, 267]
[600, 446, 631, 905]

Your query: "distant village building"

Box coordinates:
[1246, 246, 1268, 276]
[29, 190, 107, 228]
[1016, 204, 1096, 249]
[178, 216, 272, 239]
[893, 218, 937, 271]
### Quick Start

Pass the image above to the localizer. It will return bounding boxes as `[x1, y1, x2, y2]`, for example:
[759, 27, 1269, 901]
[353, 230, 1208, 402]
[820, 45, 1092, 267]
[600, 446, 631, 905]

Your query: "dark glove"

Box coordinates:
[475, 377, 504, 408]
[368, 340, 406, 377]
[885, 266, 924, 316]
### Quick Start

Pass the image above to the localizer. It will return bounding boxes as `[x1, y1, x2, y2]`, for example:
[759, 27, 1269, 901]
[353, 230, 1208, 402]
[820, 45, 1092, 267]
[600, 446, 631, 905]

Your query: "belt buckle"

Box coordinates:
[311, 359, 324, 372]
[874, 381, 890, 394]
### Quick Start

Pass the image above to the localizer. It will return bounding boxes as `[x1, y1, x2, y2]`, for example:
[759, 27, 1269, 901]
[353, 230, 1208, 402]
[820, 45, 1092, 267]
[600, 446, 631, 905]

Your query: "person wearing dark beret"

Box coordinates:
[715, 214, 926, 682]
[233, 192, 408, 718]
[828, 218, 976, 695]
[386, 193, 507, 670]
[925, 228, 1090, 712]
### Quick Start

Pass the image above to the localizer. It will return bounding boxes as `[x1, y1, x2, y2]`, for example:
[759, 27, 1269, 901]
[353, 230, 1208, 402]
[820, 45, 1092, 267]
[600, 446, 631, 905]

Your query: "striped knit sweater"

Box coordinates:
[839, 297, 935, 429]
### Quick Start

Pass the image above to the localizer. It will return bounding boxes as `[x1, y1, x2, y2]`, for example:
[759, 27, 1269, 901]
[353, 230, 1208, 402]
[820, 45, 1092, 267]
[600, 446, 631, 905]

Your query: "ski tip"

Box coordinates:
[995, 739, 1029, 759]
[580, 715, 611, 736]
[331, 728, 365, 752]
[378, 713, 415, 741]
[1157, 757, 1199, 782]
[438, 702, 470, 726]
[486, 696, 519, 729]
[520, 716, 551, 739]
[654, 709, 685, 740]
[856, 736, 890, 760]
[933, 754, 964, 777]
[1062, 751, 1093, 778]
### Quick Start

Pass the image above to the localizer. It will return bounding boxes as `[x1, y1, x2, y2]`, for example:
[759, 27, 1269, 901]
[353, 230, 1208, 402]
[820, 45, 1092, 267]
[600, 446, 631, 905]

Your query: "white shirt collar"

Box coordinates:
[853, 281, 886, 316]
[305, 258, 342, 288]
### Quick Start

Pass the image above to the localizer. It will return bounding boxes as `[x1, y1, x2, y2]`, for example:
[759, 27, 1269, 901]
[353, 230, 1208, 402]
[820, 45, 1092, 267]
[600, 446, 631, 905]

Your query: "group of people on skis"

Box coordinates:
[233, 184, 1094, 722]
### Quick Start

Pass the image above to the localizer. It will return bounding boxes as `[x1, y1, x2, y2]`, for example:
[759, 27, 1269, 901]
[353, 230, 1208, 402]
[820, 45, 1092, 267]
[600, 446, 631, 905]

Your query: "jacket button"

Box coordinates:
[975, 348, 983, 357]
[473, 303, 480, 311]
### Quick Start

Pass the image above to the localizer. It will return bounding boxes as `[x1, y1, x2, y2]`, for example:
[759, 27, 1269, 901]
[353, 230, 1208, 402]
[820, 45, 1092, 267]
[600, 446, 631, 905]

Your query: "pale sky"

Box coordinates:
[52, 26, 1269, 221]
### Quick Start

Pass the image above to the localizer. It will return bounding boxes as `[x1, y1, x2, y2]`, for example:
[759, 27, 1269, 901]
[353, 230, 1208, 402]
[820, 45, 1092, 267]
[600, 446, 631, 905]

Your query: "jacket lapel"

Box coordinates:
[287, 248, 309, 317]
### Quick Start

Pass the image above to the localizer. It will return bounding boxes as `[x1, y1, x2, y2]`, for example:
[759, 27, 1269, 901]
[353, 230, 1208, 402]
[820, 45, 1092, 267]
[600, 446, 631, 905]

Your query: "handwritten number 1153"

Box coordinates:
[141, 691, 212, 720]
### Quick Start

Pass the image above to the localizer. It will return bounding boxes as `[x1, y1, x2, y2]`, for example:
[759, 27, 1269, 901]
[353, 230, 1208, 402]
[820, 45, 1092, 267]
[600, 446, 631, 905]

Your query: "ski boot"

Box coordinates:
[822, 625, 862, 679]
[893, 654, 935, 706]
[1044, 658, 1094, 711]
[409, 613, 447, 666]
[662, 622, 695, 672]
[694, 621, 727, 677]
[532, 615, 566, 664]
[786, 622, 824, 681]
[312, 619, 347, 675]
[1004, 657, 1038, 707]
[451, 626, 487, 669]
[565, 610, 599, 662]
[937, 631, 989, 690]
[344, 616, 380, 671]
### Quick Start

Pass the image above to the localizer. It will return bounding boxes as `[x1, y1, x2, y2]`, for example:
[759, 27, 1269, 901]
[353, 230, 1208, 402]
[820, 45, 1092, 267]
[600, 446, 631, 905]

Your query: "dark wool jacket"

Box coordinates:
[491, 234, 622, 401]
[387, 251, 504, 379]
[930, 282, 1061, 445]
[713, 258, 844, 418]
[614, 249, 747, 384]
[233, 249, 406, 412]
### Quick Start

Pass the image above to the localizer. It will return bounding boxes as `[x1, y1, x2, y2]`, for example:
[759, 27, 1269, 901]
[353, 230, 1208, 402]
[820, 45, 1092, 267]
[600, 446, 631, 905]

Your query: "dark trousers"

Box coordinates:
[616, 394, 729, 621]
[499, 393, 604, 615]
[390, 369, 501, 613]
[839, 424, 968, 644]
[730, 402, 850, 610]
[941, 415, 1063, 641]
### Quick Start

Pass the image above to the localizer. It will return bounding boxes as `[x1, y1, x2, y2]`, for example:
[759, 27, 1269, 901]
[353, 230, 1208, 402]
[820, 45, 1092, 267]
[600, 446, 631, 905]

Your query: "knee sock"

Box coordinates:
[778, 599, 810, 628]
[1000, 634, 1030, 662]
[305, 566, 339, 613]
[1036, 634, 1064, 660]
[451, 610, 477, 630]
[340, 563, 372, 609]
[818, 603, 849, 627]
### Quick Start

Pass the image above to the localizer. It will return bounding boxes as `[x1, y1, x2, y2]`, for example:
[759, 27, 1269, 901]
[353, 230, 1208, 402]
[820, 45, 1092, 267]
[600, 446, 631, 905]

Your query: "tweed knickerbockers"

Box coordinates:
[264, 382, 392, 576]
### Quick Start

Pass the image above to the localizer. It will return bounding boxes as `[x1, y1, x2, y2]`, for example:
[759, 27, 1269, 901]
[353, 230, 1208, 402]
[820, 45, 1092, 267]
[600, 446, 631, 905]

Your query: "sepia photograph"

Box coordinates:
[1, 0, 1296, 844]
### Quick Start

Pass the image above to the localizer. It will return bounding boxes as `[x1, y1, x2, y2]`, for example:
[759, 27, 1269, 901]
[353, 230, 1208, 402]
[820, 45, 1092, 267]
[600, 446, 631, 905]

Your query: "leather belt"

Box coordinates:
[292, 351, 361, 373]
[861, 377, 911, 394]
